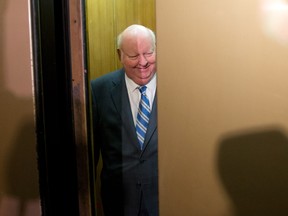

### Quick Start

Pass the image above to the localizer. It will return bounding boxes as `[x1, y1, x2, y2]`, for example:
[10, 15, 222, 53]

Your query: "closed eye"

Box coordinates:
[128, 54, 139, 60]
[144, 52, 154, 57]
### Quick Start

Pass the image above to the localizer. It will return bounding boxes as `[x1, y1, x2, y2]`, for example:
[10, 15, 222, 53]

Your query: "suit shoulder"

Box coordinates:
[90, 69, 124, 87]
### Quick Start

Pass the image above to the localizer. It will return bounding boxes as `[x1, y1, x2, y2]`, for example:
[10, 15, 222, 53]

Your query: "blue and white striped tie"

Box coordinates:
[136, 86, 151, 150]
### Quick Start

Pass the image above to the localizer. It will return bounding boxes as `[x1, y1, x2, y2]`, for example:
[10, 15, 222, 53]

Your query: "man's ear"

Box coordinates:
[117, 49, 121, 61]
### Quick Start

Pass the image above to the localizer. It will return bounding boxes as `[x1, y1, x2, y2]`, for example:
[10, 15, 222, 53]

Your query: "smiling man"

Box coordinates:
[91, 24, 158, 216]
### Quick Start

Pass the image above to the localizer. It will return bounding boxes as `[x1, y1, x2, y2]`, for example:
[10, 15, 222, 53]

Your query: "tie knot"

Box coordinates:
[138, 86, 147, 94]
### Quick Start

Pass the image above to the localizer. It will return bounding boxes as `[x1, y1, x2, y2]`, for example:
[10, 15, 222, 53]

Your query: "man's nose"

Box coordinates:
[138, 54, 148, 66]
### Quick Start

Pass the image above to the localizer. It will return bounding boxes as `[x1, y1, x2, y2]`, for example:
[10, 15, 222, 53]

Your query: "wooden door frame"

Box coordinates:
[30, 0, 94, 215]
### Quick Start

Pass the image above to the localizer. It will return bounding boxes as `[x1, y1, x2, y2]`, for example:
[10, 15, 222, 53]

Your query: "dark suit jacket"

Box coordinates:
[91, 68, 158, 216]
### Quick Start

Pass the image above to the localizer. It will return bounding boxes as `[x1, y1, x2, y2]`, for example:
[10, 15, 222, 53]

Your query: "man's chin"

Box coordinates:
[137, 76, 154, 85]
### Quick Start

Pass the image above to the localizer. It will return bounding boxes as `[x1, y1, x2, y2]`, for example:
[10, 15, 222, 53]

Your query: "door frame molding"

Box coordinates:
[30, 0, 94, 215]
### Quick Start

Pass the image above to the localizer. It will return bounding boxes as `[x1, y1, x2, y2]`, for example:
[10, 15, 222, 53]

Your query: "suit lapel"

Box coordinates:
[110, 71, 123, 117]
[142, 93, 157, 150]
[110, 70, 139, 147]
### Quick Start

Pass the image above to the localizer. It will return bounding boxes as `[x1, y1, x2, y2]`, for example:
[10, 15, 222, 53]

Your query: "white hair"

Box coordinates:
[116, 24, 156, 49]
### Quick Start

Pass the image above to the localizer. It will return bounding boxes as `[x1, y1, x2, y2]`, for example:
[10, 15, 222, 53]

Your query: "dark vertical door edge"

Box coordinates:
[30, 0, 80, 215]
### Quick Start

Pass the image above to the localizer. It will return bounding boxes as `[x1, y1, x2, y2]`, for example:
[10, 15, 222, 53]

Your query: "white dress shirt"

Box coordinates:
[125, 73, 157, 126]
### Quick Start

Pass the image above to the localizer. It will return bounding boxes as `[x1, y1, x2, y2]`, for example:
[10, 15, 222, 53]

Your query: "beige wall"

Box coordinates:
[157, 0, 288, 215]
[0, 0, 40, 215]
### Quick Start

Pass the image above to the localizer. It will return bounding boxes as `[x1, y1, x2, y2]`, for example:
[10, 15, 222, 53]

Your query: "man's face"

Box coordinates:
[119, 34, 156, 86]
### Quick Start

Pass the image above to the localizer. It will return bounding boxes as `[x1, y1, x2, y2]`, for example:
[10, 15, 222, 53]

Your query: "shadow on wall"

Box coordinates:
[0, 0, 40, 215]
[5, 118, 38, 199]
[217, 127, 288, 216]
[0, 114, 40, 216]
